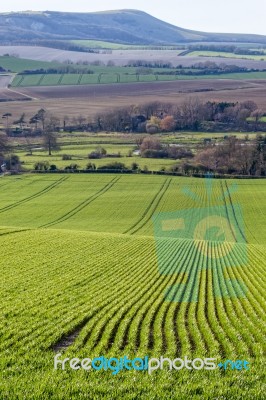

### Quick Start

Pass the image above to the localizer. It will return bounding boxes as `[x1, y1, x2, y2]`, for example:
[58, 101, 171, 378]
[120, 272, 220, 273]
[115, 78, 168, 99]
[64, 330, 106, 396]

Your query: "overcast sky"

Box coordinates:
[1, 0, 265, 35]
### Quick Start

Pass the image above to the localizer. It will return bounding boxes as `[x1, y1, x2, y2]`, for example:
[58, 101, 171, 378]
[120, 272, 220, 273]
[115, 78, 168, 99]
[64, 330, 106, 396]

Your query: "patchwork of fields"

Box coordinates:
[1, 46, 266, 69]
[11, 73, 181, 87]
[0, 174, 265, 399]
[11, 71, 266, 87]
[2, 78, 266, 121]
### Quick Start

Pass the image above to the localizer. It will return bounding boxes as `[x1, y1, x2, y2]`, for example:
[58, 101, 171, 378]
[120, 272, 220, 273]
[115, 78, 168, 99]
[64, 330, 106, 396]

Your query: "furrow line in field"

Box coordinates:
[232, 244, 266, 310]
[91, 251, 180, 354]
[149, 241, 201, 354]
[40, 176, 120, 228]
[116, 242, 188, 352]
[182, 243, 204, 355]
[196, 265, 220, 356]
[229, 246, 266, 319]
[0, 176, 68, 214]
[123, 178, 171, 235]
[158, 240, 196, 355]
[224, 180, 247, 242]
[223, 181, 256, 244]
[3, 238, 152, 351]
[185, 242, 208, 356]
[205, 246, 235, 359]
[78, 247, 159, 352]
[63, 240, 158, 351]
[158, 241, 206, 356]
[91, 238, 191, 354]
[219, 181, 238, 243]
[134, 239, 196, 355]
[193, 241, 220, 356]
[141, 242, 195, 352]
[215, 243, 255, 356]
[246, 245, 266, 284]
[211, 243, 248, 357]
[222, 250, 265, 356]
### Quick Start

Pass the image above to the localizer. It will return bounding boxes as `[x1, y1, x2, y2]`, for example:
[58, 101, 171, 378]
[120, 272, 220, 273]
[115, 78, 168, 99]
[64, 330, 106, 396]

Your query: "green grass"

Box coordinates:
[18, 152, 176, 172]
[0, 174, 265, 399]
[0, 56, 62, 73]
[188, 50, 266, 61]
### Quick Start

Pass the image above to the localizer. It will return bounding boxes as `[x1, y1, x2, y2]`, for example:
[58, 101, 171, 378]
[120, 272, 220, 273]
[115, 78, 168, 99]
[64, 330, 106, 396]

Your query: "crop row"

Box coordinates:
[1, 228, 265, 360]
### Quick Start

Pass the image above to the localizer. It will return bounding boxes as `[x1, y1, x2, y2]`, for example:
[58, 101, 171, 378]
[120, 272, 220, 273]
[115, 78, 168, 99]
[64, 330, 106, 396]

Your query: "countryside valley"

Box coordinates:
[0, 8, 265, 400]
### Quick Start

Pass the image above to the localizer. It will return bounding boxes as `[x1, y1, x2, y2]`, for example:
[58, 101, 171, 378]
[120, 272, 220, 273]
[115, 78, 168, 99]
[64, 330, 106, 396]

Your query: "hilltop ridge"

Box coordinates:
[0, 9, 266, 44]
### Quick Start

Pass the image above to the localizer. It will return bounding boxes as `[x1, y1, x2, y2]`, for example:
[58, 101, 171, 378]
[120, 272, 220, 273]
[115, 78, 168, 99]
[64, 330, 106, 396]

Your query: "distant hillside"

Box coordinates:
[0, 9, 266, 45]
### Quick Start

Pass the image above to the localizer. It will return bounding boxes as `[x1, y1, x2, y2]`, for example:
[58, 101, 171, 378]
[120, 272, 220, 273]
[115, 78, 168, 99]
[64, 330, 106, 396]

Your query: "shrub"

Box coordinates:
[62, 154, 72, 160]
[168, 147, 194, 159]
[64, 163, 79, 171]
[131, 162, 139, 171]
[142, 149, 168, 158]
[106, 153, 121, 158]
[88, 152, 102, 159]
[5, 154, 21, 170]
[86, 162, 96, 170]
[143, 165, 149, 172]
[34, 161, 49, 171]
[146, 124, 159, 134]
[169, 164, 180, 172]
[97, 162, 127, 171]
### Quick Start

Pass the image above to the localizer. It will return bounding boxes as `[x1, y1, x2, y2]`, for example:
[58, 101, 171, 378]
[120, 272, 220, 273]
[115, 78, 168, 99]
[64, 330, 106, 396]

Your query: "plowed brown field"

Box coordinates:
[0, 79, 266, 119]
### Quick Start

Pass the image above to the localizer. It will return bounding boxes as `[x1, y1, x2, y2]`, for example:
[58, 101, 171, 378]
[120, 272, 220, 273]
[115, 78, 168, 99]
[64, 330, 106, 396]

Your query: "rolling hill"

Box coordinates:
[0, 9, 266, 45]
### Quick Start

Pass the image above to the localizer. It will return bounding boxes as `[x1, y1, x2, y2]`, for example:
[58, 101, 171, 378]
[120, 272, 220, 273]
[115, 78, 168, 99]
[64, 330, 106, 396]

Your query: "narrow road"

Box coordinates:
[0, 74, 38, 100]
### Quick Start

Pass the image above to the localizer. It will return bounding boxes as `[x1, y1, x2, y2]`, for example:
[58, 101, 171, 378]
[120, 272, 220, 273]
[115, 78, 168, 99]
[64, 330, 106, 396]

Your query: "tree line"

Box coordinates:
[1, 99, 265, 136]
[95, 99, 265, 133]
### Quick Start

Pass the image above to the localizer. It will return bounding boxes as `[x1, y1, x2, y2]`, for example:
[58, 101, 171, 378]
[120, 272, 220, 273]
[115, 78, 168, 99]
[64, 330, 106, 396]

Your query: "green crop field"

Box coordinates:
[0, 56, 62, 73]
[0, 173, 265, 399]
[188, 50, 266, 61]
[11, 70, 266, 87]
[71, 40, 184, 51]
[72, 39, 142, 49]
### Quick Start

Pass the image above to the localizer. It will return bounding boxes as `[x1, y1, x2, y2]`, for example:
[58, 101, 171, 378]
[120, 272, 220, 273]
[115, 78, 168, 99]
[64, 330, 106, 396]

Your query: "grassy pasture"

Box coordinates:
[3, 52, 266, 89]
[14, 131, 256, 172]
[9, 131, 259, 172]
